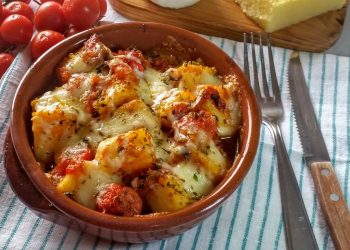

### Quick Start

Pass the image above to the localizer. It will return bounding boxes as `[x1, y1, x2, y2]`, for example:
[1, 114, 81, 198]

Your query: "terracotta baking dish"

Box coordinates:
[9, 22, 260, 243]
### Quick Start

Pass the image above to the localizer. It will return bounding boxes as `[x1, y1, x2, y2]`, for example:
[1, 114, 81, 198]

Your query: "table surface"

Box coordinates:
[0, 2, 350, 250]
[327, 5, 350, 56]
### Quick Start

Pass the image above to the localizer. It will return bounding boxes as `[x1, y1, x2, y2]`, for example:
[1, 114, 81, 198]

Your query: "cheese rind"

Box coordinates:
[235, 0, 346, 32]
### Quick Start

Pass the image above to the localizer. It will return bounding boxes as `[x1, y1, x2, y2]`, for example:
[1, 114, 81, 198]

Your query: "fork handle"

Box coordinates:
[267, 122, 319, 250]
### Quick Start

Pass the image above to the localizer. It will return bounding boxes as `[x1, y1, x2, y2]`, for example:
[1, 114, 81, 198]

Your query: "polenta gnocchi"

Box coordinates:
[31, 35, 242, 216]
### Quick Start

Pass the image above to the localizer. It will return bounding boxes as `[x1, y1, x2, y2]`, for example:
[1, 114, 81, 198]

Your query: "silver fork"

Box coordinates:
[244, 33, 318, 250]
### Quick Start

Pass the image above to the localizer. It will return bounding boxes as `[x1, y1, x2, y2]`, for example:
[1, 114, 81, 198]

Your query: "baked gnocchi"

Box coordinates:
[31, 35, 242, 216]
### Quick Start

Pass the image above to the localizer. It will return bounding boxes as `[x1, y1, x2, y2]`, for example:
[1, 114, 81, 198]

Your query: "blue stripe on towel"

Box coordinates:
[208, 207, 223, 250]
[108, 241, 115, 250]
[345, 57, 350, 202]
[321, 54, 340, 250]
[191, 222, 203, 250]
[224, 184, 243, 250]
[3, 208, 28, 250]
[175, 234, 183, 250]
[0, 196, 18, 234]
[21, 216, 42, 250]
[159, 239, 166, 250]
[274, 218, 283, 250]
[257, 153, 276, 250]
[92, 228, 101, 250]
[241, 130, 266, 250]
[73, 230, 85, 250]
[39, 218, 57, 250]
[142, 242, 149, 250]
[57, 222, 73, 250]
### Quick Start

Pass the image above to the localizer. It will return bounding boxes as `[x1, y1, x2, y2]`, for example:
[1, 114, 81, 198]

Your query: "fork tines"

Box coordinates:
[243, 33, 281, 104]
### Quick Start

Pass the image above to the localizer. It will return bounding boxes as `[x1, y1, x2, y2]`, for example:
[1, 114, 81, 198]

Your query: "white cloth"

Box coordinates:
[1, 2, 349, 250]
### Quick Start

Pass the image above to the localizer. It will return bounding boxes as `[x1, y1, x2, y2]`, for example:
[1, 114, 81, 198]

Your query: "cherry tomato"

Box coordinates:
[0, 15, 33, 45]
[40, 0, 63, 3]
[3, 1, 34, 21]
[51, 147, 93, 177]
[98, 0, 107, 17]
[0, 10, 7, 24]
[62, 0, 100, 29]
[175, 110, 218, 139]
[0, 53, 14, 78]
[96, 183, 143, 216]
[31, 30, 65, 60]
[0, 5, 3, 19]
[34, 2, 67, 33]
[0, 34, 10, 51]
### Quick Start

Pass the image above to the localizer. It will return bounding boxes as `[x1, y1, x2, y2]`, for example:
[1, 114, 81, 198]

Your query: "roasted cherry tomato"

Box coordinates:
[116, 49, 146, 72]
[0, 33, 10, 50]
[34, 2, 67, 32]
[3, 1, 34, 21]
[0, 14, 33, 45]
[62, 0, 100, 29]
[31, 30, 65, 60]
[98, 0, 107, 18]
[51, 147, 94, 177]
[175, 110, 218, 139]
[96, 183, 143, 216]
[0, 53, 14, 78]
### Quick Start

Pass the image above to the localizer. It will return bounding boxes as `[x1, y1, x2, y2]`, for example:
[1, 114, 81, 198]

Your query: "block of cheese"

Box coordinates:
[150, 0, 200, 9]
[235, 0, 346, 32]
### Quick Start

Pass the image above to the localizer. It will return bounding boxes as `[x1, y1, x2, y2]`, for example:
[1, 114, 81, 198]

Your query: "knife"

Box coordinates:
[288, 52, 350, 250]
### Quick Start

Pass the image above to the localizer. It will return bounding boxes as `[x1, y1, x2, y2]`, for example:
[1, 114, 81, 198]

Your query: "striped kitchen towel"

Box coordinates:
[1, 35, 349, 250]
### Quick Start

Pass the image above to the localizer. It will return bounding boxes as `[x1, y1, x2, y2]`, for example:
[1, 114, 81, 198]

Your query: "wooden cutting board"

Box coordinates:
[109, 0, 348, 52]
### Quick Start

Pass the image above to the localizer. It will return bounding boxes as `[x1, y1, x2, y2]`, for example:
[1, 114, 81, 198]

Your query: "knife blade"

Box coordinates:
[288, 52, 350, 250]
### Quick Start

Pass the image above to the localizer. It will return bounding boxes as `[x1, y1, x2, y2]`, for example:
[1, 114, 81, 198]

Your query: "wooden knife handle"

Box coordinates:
[310, 162, 350, 250]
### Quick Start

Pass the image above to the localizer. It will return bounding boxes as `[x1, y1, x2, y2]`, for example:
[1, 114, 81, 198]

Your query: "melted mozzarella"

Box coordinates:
[65, 55, 95, 74]
[176, 64, 223, 91]
[144, 68, 171, 102]
[32, 88, 85, 163]
[172, 162, 213, 197]
[65, 74, 93, 99]
[74, 161, 121, 208]
[136, 78, 153, 105]
[92, 100, 160, 138]
[33, 87, 89, 125]
[151, 129, 171, 162]
[205, 140, 229, 175]
[200, 70, 222, 86]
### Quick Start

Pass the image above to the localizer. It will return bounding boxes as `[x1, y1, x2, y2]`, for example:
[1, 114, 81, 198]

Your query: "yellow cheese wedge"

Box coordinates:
[235, 0, 346, 32]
